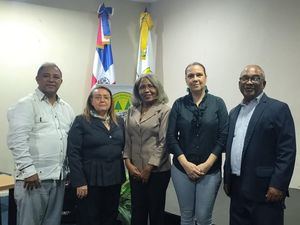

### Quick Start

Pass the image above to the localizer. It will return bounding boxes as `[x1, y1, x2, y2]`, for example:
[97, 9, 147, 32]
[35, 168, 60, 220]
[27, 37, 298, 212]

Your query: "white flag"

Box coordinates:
[136, 11, 154, 79]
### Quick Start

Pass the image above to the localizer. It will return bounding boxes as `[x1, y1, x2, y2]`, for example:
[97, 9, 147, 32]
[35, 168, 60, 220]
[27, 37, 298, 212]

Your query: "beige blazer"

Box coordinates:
[123, 103, 171, 172]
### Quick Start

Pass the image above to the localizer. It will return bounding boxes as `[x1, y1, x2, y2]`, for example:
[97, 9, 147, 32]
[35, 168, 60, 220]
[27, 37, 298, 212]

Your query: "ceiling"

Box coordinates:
[7, 0, 158, 13]
[130, 0, 158, 2]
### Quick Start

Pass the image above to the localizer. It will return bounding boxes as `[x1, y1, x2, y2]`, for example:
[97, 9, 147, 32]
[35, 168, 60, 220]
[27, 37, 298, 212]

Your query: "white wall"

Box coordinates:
[0, 0, 145, 173]
[1, 0, 299, 189]
[150, 0, 300, 188]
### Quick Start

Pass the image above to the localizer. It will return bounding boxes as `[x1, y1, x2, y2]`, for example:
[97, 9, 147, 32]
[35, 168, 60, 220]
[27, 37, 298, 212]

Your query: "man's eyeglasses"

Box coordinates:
[239, 75, 263, 83]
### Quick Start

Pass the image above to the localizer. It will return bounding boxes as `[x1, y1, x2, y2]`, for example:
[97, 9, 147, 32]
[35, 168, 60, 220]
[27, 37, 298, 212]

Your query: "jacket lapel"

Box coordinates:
[90, 117, 108, 133]
[109, 121, 118, 133]
[130, 107, 142, 125]
[139, 104, 161, 124]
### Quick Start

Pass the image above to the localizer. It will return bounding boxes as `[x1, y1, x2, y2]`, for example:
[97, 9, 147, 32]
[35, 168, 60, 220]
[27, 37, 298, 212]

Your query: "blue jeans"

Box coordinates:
[171, 165, 221, 225]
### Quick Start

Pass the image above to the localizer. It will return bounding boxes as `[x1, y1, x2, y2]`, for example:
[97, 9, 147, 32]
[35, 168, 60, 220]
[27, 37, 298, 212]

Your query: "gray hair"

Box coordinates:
[132, 74, 169, 107]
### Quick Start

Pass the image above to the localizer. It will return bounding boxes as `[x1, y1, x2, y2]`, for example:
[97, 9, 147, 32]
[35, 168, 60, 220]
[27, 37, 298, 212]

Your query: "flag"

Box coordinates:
[91, 3, 115, 86]
[136, 10, 154, 79]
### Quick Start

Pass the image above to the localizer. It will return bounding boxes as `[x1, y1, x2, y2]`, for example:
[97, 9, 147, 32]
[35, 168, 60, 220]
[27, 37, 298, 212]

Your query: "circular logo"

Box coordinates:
[113, 92, 132, 116]
[98, 77, 110, 84]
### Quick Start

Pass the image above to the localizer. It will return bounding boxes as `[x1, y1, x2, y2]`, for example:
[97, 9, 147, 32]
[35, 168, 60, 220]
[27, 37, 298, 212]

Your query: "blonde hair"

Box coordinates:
[83, 85, 117, 125]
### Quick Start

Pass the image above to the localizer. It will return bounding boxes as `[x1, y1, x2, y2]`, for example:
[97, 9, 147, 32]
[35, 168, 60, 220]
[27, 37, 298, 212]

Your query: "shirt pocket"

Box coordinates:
[33, 114, 51, 131]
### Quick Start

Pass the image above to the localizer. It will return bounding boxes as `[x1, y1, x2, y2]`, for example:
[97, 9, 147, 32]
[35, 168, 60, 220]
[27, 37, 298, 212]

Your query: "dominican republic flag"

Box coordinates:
[136, 10, 154, 79]
[91, 3, 115, 86]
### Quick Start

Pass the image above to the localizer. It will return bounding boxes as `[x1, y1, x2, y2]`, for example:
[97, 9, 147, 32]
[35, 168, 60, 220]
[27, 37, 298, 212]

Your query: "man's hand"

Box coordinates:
[266, 186, 285, 202]
[24, 173, 41, 190]
[223, 183, 230, 196]
[77, 185, 88, 199]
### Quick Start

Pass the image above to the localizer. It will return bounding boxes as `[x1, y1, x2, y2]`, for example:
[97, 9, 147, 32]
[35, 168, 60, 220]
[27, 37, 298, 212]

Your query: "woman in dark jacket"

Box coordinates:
[67, 85, 125, 225]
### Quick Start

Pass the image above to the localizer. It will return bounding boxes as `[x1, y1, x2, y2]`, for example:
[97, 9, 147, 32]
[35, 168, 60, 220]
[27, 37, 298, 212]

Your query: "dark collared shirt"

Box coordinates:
[166, 90, 228, 174]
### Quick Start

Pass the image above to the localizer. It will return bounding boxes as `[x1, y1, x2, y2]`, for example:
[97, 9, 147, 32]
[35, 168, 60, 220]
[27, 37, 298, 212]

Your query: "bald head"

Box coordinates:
[37, 62, 61, 77]
[35, 62, 63, 101]
[239, 64, 266, 103]
[240, 65, 265, 80]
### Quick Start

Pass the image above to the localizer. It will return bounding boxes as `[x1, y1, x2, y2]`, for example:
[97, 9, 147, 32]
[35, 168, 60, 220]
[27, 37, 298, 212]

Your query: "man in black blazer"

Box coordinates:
[224, 65, 296, 225]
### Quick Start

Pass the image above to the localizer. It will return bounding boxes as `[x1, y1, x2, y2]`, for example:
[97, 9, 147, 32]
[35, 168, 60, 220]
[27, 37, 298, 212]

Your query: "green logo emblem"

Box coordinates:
[113, 92, 132, 113]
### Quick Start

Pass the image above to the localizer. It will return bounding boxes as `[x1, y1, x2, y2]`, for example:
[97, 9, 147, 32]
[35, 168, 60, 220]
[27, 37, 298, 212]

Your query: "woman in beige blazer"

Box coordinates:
[124, 74, 171, 225]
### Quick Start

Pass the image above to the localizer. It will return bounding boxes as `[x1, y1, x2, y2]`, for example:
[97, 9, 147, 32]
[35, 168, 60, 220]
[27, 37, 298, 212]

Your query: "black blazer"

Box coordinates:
[224, 93, 296, 202]
[67, 115, 126, 188]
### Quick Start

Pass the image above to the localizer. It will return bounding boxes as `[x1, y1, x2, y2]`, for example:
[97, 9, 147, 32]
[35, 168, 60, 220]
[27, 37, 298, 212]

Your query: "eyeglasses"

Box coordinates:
[239, 75, 263, 83]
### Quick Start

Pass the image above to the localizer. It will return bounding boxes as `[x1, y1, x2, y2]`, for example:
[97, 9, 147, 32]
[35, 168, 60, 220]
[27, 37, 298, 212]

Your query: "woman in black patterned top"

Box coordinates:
[166, 62, 228, 225]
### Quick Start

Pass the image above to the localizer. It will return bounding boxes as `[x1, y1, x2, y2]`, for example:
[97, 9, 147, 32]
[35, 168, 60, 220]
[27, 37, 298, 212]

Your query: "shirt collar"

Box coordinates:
[240, 92, 264, 106]
[186, 86, 209, 105]
[35, 88, 60, 103]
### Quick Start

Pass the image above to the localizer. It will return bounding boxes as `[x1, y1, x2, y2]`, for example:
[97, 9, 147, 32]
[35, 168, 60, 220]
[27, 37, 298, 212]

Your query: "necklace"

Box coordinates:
[141, 105, 151, 114]
[140, 106, 150, 121]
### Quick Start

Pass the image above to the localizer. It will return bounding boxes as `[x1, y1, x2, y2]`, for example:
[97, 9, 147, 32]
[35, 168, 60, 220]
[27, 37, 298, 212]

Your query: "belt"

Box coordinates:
[41, 179, 64, 184]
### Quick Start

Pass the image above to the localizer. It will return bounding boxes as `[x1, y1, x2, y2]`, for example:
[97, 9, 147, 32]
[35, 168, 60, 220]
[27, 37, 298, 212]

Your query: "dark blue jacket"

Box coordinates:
[67, 115, 125, 188]
[224, 94, 296, 202]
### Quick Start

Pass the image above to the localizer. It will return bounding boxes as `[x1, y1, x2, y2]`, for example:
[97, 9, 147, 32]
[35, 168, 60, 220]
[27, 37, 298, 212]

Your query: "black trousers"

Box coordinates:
[77, 184, 121, 225]
[130, 170, 171, 225]
[230, 175, 284, 225]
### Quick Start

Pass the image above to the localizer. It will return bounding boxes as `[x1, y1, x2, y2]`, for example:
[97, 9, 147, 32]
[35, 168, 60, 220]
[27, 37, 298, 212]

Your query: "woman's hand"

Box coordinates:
[183, 161, 204, 180]
[196, 162, 211, 175]
[77, 185, 88, 199]
[178, 155, 203, 180]
[140, 165, 154, 183]
[125, 159, 141, 179]
[196, 153, 217, 175]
